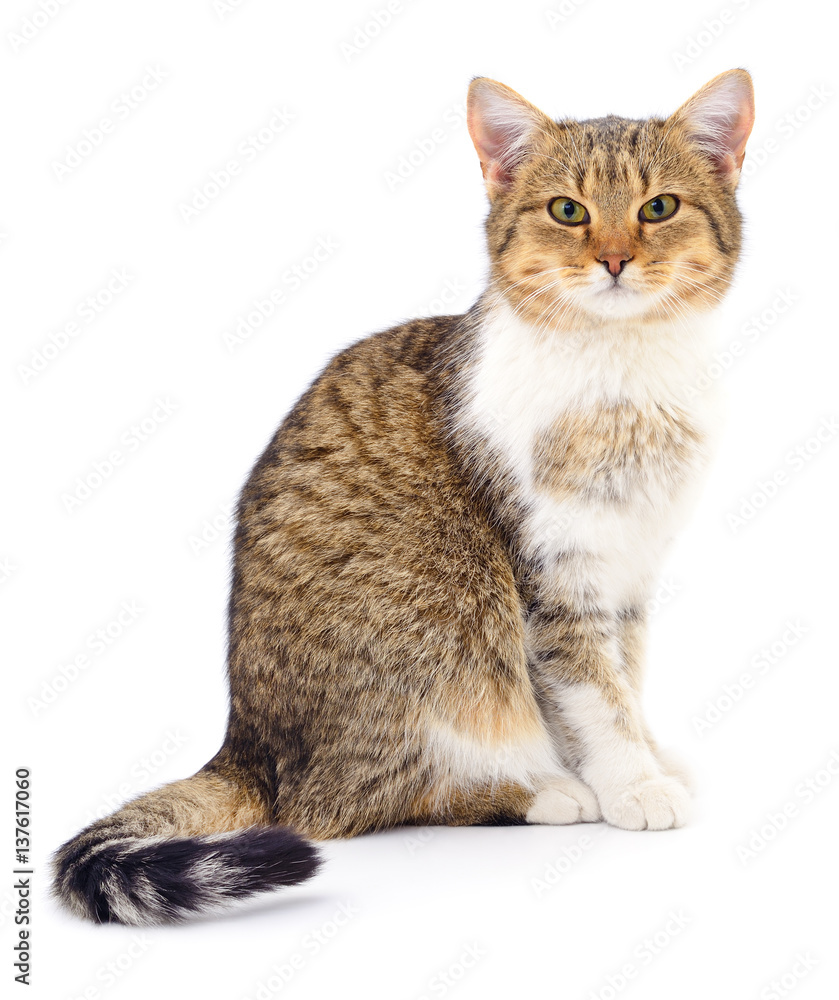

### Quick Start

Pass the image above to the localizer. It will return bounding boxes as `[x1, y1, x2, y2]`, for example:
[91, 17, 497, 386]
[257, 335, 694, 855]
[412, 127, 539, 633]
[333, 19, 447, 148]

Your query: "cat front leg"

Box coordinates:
[525, 773, 602, 825]
[616, 608, 695, 793]
[529, 603, 691, 831]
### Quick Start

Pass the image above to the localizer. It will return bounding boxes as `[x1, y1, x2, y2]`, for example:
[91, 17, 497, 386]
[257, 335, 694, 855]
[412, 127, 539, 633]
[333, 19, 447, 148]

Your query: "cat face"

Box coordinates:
[467, 71, 754, 327]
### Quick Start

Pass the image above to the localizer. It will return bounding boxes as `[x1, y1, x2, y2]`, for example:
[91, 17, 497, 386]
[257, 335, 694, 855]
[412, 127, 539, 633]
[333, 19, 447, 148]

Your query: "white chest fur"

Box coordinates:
[459, 299, 724, 611]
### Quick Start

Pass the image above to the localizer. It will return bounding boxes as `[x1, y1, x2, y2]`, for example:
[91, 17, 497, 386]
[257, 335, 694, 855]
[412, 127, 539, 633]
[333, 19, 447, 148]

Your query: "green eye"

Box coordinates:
[548, 197, 590, 226]
[639, 194, 679, 222]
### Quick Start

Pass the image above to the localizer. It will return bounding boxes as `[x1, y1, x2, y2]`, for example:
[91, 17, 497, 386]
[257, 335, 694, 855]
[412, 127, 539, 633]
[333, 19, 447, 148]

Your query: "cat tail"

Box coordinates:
[51, 762, 321, 925]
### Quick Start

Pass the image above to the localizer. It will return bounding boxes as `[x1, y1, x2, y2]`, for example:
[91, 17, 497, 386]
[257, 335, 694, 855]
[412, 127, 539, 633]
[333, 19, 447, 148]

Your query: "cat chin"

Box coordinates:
[577, 286, 661, 322]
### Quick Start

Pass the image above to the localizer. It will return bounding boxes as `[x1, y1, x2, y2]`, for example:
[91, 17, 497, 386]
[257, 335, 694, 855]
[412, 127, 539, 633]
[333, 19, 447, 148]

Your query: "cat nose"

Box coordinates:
[599, 253, 632, 276]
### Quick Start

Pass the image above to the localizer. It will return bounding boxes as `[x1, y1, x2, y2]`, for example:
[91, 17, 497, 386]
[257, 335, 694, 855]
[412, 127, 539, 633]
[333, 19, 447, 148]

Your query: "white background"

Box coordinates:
[4, 0, 838, 997]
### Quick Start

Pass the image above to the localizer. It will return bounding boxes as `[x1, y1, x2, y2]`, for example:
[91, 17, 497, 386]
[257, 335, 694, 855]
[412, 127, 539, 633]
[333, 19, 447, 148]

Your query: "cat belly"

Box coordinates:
[523, 490, 690, 611]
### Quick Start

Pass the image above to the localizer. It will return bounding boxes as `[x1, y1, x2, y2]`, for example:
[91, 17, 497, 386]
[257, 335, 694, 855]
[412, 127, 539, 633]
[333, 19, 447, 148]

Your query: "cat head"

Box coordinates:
[466, 70, 754, 328]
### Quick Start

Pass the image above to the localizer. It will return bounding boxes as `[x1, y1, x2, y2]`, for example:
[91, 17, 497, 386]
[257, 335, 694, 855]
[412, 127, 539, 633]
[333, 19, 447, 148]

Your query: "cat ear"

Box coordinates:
[467, 78, 551, 196]
[670, 69, 755, 187]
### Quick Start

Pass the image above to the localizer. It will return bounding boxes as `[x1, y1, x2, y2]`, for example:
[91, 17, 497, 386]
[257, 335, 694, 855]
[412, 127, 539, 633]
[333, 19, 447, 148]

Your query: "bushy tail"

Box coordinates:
[51, 765, 321, 925]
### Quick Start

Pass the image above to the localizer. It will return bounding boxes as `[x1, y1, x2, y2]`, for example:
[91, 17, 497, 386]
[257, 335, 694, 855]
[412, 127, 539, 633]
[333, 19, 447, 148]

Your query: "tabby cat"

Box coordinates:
[53, 69, 755, 924]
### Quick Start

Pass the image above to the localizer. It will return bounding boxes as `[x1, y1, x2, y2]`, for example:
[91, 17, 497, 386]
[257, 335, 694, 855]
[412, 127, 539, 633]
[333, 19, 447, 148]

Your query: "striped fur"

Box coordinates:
[52, 70, 753, 924]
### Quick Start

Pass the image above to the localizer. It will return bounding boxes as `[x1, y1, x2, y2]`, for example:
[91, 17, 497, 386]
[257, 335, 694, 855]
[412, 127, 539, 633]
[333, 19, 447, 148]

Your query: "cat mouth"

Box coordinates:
[597, 280, 637, 297]
[584, 280, 655, 319]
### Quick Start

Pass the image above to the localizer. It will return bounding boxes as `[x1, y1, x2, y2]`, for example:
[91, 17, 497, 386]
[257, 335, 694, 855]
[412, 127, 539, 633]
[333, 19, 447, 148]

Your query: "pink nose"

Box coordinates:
[599, 253, 632, 276]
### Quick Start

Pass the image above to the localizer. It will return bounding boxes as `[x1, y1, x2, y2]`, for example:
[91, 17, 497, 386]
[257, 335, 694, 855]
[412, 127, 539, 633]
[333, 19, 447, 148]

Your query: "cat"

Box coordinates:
[53, 68, 755, 925]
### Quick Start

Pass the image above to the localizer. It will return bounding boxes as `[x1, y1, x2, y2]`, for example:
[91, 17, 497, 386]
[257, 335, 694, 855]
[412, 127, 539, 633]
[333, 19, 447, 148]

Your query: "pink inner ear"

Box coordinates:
[476, 122, 525, 188]
[679, 72, 755, 179]
[467, 83, 538, 190]
[702, 106, 754, 174]
[724, 108, 755, 170]
[484, 158, 512, 188]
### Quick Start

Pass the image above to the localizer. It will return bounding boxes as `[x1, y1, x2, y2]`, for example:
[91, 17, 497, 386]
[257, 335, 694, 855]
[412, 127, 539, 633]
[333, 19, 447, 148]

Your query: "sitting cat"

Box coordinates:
[53, 68, 754, 925]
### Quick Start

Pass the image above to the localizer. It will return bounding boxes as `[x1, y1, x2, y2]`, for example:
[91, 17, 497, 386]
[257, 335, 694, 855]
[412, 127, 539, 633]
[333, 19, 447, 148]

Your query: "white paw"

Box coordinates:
[601, 776, 690, 831]
[655, 747, 695, 794]
[526, 777, 602, 825]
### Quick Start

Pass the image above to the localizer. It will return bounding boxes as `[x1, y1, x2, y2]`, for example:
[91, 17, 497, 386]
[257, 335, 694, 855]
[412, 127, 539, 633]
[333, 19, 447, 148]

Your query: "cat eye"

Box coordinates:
[639, 194, 679, 222]
[548, 197, 590, 226]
